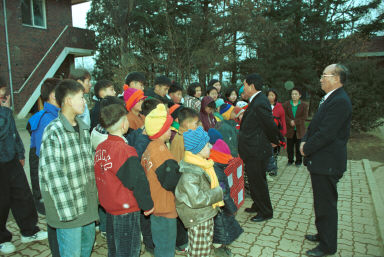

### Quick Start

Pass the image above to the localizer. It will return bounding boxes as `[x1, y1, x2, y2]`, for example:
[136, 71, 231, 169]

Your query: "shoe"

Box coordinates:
[21, 231, 48, 243]
[0, 242, 16, 254]
[250, 214, 272, 222]
[175, 246, 189, 255]
[295, 163, 302, 167]
[214, 246, 232, 257]
[306, 246, 333, 256]
[244, 207, 257, 213]
[100, 231, 107, 239]
[305, 234, 320, 242]
[287, 161, 293, 166]
[266, 174, 274, 182]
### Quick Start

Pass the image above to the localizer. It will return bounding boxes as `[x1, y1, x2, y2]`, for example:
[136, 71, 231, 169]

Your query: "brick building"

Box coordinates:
[0, 0, 95, 117]
[356, 36, 384, 67]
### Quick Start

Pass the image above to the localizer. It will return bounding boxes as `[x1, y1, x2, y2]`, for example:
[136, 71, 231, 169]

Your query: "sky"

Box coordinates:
[71, 2, 94, 70]
[72, 2, 90, 29]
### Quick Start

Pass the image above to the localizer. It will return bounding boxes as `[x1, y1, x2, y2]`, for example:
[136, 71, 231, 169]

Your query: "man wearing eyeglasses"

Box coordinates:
[300, 64, 352, 256]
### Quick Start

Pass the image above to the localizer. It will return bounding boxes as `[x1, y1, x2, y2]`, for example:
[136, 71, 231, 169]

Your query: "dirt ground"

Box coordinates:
[348, 130, 384, 201]
[347, 131, 384, 163]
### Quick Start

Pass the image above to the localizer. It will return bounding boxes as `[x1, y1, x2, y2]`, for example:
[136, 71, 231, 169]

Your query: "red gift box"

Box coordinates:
[224, 157, 245, 209]
[230, 177, 245, 209]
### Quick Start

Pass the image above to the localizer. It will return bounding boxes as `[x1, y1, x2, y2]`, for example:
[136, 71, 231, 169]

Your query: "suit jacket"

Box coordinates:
[238, 92, 280, 161]
[282, 100, 308, 139]
[303, 87, 352, 176]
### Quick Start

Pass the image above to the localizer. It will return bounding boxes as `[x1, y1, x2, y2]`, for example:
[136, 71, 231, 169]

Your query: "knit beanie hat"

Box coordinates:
[215, 98, 225, 109]
[211, 139, 231, 155]
[145, 104, 173, 139]
[208, 128, 223, 145]
[236, 101, 248, 108]
[209, 139, 233, 164]
[239, 86, 244, 95]
[183, 126, 210, 154]
[233, 106, 244, 119]
[168, 103, 184, 120]
[220, 103, 234, 120]
[123, 87, 147, 111]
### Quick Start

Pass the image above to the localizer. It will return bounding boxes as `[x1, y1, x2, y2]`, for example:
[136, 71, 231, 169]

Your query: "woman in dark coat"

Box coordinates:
[282, 87, 309, 166]
[210, 139, 243, 257]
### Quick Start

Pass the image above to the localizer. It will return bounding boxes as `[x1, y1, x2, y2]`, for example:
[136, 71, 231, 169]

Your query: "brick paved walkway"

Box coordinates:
[3, 157, 383, 256]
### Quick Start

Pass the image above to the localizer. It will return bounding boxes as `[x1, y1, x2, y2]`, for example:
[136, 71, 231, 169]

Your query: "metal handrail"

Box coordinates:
[14, 25, 69, 94]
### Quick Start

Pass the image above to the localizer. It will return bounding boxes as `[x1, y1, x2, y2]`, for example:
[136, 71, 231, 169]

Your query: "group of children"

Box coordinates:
[0, 70, 250, 257]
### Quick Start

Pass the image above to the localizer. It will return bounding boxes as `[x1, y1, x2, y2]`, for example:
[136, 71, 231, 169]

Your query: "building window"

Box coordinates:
[21, 0, 46, 28]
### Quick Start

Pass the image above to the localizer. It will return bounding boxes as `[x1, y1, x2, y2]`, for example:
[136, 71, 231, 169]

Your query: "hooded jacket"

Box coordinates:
[199, 96, 217, 131]
[0, 106, 25, 162]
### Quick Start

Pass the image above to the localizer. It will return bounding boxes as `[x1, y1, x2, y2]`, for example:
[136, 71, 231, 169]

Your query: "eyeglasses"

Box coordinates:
[321, 74, 335, 78]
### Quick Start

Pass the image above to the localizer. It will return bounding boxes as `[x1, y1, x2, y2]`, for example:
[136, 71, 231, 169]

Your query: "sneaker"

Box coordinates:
[175, 246, 189, 255]
[266, 174, 274, 182]
[214, 246, 232, 257]
[100, 231, 107, 239]
[21, 231, 48, 243]
[287, 161, 293, 166]
[0, 242, 16, 254]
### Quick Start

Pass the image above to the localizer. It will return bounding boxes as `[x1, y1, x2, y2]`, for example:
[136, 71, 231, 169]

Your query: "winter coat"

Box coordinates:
[215, 120, 239, 157]
[144, 88, 171, 104]
[183, 95, 201, 113]
[0, 106, 24, 162]
[272, 102, 287, 137]
[199, 96, 217, 131]
[175, 160, 223, 228]
[28, 102, 60, 156]
[125, 128, 150, 160]
[283, 100, 308, 139]
[212, 162, 243, 245]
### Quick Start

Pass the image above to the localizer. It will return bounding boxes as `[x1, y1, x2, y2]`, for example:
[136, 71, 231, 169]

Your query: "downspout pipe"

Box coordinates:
[3, 0, 14, 110]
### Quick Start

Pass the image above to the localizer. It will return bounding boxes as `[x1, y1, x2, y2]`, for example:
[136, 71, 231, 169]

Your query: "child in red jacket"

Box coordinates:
[95, 103, 154, 257]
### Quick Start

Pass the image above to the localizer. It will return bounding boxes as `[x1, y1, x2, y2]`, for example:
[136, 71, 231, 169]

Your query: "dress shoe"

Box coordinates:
[244, 207, 257, 213]
[305, 234, 320, 242]
[306, 246, 333, 256]
[250, 214, 272, 222]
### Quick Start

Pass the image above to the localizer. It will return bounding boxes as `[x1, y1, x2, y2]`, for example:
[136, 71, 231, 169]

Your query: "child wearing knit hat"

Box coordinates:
[175, 126, 224, 257]
[170, 107, 199, 163]
[124, 87, 147, 130]
[141, 103, 181, 257]
[209, 139, 244, 257]
[214, 98, 225, 122]
[216, 103, 240, 157]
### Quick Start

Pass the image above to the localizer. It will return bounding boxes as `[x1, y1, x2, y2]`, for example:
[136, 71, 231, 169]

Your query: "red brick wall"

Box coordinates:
[1, 1, 95, 112]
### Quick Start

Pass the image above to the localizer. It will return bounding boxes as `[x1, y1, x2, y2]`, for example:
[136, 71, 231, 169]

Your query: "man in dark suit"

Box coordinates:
[238, 73, 281, 222]
[300, 64, 352, 256]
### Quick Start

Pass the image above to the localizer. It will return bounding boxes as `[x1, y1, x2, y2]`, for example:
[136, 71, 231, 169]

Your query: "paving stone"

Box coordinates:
[4, 157, 384, 257]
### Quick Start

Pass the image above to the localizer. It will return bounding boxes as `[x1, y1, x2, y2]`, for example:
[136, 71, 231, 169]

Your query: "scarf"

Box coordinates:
[209, 149, 233, 165]
[184, 151, 224, 208]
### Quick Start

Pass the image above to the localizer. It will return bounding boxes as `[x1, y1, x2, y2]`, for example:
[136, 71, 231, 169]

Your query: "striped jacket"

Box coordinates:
[39, 112, 96, 222]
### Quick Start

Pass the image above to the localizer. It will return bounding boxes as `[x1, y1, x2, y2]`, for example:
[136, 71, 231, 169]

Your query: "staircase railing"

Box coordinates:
[14, 25, 69, 94]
